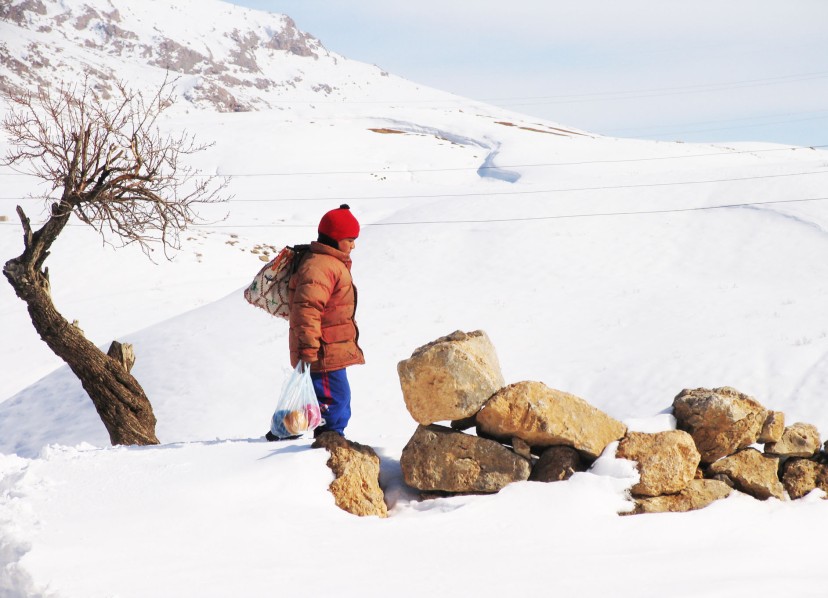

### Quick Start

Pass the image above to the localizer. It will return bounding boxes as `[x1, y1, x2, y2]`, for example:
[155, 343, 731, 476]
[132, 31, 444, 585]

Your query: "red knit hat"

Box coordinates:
[318, 204, 360, 241]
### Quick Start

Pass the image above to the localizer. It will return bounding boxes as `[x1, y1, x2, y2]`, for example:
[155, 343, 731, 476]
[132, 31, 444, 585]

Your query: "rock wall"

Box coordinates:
[397, 330, 828, 515]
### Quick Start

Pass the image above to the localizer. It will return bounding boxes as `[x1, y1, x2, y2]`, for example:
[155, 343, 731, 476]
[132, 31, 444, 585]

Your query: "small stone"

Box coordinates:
[765, 423, 821, 458]
[450, 415, 477, 431]
[632, 479, 732, 514]
[529, 446, 585, 482]
[781, 458, 828, 500]
[707, 448, 785, 500]
[709, 473, 736, 489]
[758, 411, 785, 443]
[511, 437, 532, 459]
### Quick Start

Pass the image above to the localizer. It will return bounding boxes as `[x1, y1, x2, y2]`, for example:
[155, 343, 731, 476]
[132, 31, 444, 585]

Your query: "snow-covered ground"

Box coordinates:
[2, 1, 828, 596]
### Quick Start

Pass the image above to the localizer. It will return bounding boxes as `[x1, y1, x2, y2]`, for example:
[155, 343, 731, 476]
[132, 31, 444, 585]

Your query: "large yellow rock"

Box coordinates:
[673, 387, 768, 464]
[397, 330, 504, 425]
[616, 431, 701, 497]
[400, 424, 531, 493]
[476, 381, 626, 459]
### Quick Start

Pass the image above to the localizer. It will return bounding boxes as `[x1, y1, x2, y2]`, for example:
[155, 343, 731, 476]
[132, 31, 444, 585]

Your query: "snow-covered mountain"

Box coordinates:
[2, 1, 828, 596]
[0, 0, 455, 112]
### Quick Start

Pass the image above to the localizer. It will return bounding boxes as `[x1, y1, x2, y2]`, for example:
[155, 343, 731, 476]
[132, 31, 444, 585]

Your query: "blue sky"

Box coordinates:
[227, 0, 828, 147]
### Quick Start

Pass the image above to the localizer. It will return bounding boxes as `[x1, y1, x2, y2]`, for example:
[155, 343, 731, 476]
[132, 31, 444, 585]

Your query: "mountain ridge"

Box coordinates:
[0, 0, 451, 113]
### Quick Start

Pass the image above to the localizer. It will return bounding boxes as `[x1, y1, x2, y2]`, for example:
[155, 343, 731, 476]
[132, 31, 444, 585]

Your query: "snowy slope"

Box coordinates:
[0, 0, 468, 112]
[2, 0, 828, 596]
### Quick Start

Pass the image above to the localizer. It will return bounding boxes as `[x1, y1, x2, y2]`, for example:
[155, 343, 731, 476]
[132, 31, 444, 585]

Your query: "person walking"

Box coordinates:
[266, 204, 365, 441]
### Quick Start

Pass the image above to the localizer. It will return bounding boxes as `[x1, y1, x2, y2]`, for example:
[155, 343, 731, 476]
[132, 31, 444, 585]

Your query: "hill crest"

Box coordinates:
[0, 0, 418, 112]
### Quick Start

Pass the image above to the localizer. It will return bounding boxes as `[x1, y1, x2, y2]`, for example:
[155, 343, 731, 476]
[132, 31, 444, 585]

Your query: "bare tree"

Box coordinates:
[2, 77, 227, 446]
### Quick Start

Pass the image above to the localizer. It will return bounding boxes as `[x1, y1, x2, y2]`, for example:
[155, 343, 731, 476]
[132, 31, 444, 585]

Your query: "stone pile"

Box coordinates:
[672, 387, 828, 504]
[396, 330, 828, 515]
[397, 330, 626, 494]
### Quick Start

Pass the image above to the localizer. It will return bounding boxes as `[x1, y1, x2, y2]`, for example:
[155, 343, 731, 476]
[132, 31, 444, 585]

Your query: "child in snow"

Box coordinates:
[266, 204, 365, 441]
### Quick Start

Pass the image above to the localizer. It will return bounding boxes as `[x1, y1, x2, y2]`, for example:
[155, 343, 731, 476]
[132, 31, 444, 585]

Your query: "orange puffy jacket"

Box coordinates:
[288, 241, 365, 373]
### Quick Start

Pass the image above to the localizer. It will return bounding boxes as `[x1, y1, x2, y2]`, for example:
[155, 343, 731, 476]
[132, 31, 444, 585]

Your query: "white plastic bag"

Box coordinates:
[270, 361, 323, 438]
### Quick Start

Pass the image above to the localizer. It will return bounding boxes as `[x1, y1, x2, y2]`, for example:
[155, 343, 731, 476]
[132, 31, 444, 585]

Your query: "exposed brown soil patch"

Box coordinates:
[495, 120, 587, 137]
[368, 128, 406, 135]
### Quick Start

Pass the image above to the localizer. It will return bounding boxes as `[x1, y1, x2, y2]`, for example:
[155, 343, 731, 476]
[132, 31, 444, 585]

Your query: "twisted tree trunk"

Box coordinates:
[1, 79, 226, 446]
[3, 204, 159, 446]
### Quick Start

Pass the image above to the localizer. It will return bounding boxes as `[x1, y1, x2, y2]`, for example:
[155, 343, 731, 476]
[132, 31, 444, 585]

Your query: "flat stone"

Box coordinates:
[476, 381, 626, 459]
[632, 479, 732, 514]
[765, 422, 821, 458]
[707, 448, 785, 501]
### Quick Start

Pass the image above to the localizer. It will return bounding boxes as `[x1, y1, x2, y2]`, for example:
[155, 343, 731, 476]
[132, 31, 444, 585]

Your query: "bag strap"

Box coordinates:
[288, 244, 311, 277]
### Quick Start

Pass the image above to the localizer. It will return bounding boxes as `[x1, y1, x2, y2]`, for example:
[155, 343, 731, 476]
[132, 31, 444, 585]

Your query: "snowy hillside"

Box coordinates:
[0, 0, 459, 112]
[2, 0, 828, 596]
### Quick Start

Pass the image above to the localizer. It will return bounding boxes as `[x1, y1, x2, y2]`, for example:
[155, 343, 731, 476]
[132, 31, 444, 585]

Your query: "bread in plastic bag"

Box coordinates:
[270, 361, 323, 438]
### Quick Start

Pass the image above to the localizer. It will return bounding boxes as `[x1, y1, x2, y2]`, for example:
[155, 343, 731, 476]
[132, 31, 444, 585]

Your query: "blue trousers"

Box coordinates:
[310, 368, 351, 436]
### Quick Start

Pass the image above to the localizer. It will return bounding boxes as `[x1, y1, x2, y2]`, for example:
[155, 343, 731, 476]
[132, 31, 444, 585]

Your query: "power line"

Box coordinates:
[1, 144, 824, 182]
[3, 196, 826, 230]
[1, 169, 826, 204]
[186, 196, 828, 228]
[369, 197, 828, 226]
[170, 168, 828, 202]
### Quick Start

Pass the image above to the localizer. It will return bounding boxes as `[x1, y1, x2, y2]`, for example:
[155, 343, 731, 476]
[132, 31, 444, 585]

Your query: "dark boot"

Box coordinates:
[265, 431, 301, 442]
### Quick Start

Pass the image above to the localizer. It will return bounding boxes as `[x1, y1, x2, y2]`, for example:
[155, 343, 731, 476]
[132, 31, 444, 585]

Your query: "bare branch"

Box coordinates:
[2, 76, 229, 260]
[15, 205, 33, 251]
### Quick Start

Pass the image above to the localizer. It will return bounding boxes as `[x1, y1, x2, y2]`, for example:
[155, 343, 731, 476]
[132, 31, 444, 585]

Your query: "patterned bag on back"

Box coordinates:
[243, 244, 309, 320]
